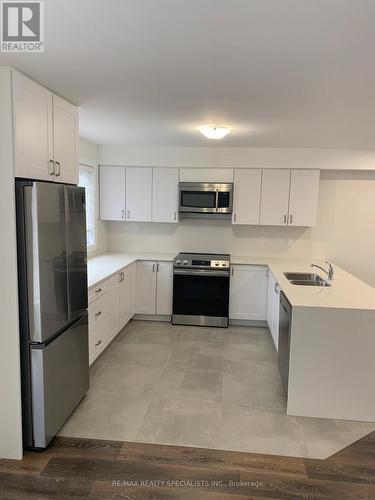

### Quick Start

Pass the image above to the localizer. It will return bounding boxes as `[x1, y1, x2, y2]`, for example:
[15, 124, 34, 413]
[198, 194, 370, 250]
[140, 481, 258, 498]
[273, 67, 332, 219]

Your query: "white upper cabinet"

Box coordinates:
[100, 166, 126, 221]
[156, 261, 173, 315]
[126, 167, 152, 222]
[260, 169, 320, 227]
[152, 168, 179, 223]
[260, 169, 291, 226]
[12, 71, 79, 184]
[52, 95, 78, 184]
[232, 169, 262, 225]
[12, 71, 53, 181]
[288, 170, 320, 227]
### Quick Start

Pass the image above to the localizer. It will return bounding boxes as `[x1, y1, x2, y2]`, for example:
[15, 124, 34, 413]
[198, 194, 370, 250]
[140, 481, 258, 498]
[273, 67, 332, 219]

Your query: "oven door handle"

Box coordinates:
[173, 268, 230, 277]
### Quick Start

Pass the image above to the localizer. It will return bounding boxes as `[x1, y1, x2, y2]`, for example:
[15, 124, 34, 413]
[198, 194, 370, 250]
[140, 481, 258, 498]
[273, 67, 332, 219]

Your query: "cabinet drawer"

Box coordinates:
[89, 321, 106, 361]
[88, 294, 108, 327]
[88, 282, 108, 304]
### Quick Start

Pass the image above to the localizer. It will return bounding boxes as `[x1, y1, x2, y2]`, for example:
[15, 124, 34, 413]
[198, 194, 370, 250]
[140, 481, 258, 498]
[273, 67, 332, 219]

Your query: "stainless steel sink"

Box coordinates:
[289, 279, 330, 287]
[284, 272, 324, 281]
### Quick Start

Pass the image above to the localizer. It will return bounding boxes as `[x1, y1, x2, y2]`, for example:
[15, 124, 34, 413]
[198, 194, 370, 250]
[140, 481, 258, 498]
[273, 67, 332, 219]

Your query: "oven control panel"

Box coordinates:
[210, 260, 230, 268]
[173, 253, 230, 269]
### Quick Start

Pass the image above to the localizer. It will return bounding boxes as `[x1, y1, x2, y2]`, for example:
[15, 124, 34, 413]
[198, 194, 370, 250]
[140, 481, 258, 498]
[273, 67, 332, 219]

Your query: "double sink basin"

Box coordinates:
[284, 272, 330, 287]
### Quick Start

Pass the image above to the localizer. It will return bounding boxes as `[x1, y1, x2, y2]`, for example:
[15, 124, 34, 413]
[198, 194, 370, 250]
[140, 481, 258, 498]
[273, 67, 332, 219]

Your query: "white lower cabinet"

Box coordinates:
[88, 275, 118, 365]
[266, 270, 280, 350]
[229, 265, 268, 321]
[88, 263, 136, 365]
[135, 261, 173, 315]
[118, 264, 134, 328]
[156, 262, 174, 314]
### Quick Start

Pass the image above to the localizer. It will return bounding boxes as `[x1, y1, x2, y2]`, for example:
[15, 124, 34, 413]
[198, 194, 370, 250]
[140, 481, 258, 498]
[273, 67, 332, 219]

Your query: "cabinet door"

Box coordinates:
[53, 95, 78, 184]
[272, 280, 280, 351]
[232, 169, 262, 225]
[260, 169, 291, 226]
[152, 168, 179, 223]
[135, 261, 157, 314]
[156, 262, 173, 315]
[100, 166, 126, 221]
[267, 271, 279, 350]
[288, 170, 320, 227]
[118, 267, 132, 327]
[266, 271, 275, 331]
[129, 262, 136, 317]
[12, 71, 53, 181]
[229, 265, 268, 321]
[126, 167, 152, 222]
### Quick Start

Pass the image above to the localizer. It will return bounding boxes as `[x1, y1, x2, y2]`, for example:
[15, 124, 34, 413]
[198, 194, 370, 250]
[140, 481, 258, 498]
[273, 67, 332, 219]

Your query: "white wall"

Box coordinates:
[100, 145, 375, 170]
[100, 146, 375, 286]
[311, 170, 375, 287]
[79, 138, 107, 257]
[0, 67, 23, 459]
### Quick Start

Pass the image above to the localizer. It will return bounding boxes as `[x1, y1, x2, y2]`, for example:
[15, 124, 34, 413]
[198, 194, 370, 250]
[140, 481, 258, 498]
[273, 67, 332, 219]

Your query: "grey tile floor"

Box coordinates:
[59, 320, 375, 459]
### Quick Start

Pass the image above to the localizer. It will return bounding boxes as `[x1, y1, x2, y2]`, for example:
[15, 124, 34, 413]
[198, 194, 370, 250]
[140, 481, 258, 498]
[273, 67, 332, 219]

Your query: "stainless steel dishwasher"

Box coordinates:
[278, 291, 292, 397]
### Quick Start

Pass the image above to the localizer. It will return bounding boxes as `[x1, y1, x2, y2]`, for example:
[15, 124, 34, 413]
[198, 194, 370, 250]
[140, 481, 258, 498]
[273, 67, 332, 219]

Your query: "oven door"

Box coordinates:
[172, 269, 230, 327]
[179, 183, 233, 214]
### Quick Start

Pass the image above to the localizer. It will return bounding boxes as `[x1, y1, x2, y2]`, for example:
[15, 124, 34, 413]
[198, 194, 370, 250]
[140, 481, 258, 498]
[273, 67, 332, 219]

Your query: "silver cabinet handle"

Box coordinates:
[152, 263, 156, 272]
[231, 267, 234, 276]
[55, 161, 61, 177]
[121, 210, 125, 219]
[95, 339, 102, 347]
[233, 213, 237, 223]
[289, 214, 293, 224]
[174, 212, 177, 221]
[119, 272, 123, 283]
[48, 160, 54, 176]
[283, 214, 287, 224]
[157, 263, 160, 272]
[274, 282, 280, 293]
[95, 288, 102, 294]
[127, 210, 130, 219]
[95, 311, 102, 318]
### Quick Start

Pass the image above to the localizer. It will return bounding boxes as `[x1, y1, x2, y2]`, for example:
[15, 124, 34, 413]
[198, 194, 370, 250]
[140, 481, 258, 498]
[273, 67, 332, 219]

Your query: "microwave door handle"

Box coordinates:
[215, 189, 219, 212]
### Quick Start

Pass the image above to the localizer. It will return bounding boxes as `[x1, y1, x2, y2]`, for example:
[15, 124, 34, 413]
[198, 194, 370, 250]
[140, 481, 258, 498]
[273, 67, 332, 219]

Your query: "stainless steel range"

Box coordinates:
[172, 252, 231, 328]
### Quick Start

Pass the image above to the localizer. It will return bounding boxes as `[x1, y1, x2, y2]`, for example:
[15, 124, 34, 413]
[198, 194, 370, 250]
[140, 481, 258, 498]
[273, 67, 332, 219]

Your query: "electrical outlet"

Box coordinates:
[258, 237, 265, 246]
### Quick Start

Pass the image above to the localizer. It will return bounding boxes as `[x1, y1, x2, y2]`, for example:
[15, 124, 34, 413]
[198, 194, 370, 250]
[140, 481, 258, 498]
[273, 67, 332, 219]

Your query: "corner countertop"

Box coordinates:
[232, 255, 375, 311]
[88, 252, 176, 288]
[88, 252, 375, 311]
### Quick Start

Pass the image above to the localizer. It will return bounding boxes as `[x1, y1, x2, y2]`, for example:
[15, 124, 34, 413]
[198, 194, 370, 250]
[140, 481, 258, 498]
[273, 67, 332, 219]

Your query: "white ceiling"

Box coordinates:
[1, 0, 375, 147]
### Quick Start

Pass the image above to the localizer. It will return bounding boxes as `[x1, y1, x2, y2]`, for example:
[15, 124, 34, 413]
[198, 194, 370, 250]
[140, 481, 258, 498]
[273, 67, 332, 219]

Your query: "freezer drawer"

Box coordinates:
[30, 314, 89, 448]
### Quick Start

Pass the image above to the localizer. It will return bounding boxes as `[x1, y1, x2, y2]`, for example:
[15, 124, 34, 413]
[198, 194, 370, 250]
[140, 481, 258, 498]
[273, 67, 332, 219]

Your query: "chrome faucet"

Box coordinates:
[311, 261, 334, 280]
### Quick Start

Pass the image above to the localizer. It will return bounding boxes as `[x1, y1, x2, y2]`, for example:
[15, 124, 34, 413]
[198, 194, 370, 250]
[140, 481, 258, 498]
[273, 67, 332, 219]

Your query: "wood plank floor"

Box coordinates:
[1, 432, 375, 499]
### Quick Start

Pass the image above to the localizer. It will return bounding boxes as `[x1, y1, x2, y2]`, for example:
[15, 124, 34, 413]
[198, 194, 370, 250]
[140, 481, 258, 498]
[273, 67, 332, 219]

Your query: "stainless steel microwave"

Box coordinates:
[179, 182, 233, 217]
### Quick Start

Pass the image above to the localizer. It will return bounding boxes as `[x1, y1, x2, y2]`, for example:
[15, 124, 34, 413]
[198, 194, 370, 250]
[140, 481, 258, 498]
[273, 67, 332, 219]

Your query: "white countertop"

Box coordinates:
[88, 252, 375, 311]
[88, 252, 176, 288]
[232, 255, 375, 310]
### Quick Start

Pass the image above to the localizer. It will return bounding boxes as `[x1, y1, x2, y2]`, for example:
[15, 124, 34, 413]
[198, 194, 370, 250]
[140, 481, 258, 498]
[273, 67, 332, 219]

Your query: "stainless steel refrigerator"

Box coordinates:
[15, 180, 89, 449]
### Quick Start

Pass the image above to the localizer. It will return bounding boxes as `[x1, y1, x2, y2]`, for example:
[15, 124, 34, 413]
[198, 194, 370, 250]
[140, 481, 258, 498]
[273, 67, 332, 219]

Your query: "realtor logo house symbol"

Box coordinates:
[1, 1, 44, 52]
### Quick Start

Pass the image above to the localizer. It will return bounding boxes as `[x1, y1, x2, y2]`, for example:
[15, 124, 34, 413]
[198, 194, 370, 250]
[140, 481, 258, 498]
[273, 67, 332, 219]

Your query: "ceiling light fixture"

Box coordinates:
[199, 125, 231, 140]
